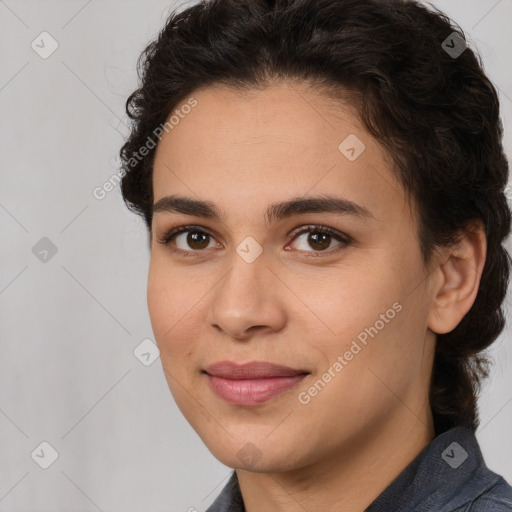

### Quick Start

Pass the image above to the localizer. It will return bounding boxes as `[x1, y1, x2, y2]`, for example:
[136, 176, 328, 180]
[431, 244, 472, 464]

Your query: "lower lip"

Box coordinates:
[206, 374, 308, 406]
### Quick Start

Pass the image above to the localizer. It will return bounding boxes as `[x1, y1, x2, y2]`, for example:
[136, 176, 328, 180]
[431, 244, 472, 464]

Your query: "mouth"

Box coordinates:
[202, 361, 310, 406]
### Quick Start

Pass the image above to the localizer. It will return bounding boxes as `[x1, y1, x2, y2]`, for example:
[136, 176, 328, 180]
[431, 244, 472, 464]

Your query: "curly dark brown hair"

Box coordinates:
[119, 0, 511, 435]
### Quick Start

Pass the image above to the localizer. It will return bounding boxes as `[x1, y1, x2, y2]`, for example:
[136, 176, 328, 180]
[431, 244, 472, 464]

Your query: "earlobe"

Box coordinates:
[427, 222, 487, 335]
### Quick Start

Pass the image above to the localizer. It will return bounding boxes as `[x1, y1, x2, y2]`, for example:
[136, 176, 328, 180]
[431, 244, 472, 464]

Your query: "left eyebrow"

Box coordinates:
[152, 194, 375, 225]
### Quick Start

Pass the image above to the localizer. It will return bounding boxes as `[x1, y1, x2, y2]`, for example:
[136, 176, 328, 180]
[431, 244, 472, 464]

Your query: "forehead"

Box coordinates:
[152, 82, 413, 226]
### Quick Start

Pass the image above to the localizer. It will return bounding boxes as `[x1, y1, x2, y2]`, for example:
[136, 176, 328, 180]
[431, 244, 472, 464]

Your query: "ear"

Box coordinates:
[427, 221, 487, 335]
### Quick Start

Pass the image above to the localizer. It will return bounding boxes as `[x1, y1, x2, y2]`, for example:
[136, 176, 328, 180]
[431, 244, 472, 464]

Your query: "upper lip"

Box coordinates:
[204, 361, 310, 379]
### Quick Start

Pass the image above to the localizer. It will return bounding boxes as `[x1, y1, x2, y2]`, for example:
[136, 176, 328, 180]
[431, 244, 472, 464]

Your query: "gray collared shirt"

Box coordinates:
[205, 425, 512, 511]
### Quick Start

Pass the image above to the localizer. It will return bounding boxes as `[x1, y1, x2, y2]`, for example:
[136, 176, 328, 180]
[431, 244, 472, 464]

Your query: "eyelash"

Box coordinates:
[156, 224, 351, 259]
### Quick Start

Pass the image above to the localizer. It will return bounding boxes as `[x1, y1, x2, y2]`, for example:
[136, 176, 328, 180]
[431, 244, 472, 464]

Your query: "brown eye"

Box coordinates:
[157, 226, 219, 255]
[307, 232, 332, 251]
[290, 226, 349, 253]
[158, 224, 350, 259]
[176, 230, 214, 251]
[185, 231, 210, 250]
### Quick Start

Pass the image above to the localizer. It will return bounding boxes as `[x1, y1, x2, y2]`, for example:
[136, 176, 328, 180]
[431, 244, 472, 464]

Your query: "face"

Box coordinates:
[148, 82, 438, 472]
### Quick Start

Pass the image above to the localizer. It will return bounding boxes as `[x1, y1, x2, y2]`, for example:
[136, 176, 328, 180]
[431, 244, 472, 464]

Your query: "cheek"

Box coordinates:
[147, 265, 206, 423]
[146, 271, 171, 340]
[291, 265, 402, 353]
[146, 261, 199, 358]
[293, 256, 424, 399]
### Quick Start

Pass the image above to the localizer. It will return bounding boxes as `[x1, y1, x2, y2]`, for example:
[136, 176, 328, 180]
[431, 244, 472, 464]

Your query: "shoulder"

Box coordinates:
[463, 475, 512, 511]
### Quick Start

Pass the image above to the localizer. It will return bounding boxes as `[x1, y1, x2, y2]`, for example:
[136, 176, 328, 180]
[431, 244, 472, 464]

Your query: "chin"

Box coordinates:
[211, 450, 290, 473]
[200, 431, 306, 473]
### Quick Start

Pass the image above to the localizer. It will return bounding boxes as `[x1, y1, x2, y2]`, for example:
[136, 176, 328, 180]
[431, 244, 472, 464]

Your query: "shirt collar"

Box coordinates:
[207, 469, 245, 512]
[365, 425, 502, 511]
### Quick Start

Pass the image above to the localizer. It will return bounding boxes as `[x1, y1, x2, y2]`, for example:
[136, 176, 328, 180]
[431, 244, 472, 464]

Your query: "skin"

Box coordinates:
[148, 82, 486, 512]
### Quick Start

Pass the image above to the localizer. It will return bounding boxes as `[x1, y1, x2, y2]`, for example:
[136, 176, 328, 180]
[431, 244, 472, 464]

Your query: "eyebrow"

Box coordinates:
[152, 194, 374, 225]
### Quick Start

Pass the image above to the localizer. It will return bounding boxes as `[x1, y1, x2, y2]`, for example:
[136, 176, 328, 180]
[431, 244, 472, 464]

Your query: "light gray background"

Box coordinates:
[0, 1, 511, 510]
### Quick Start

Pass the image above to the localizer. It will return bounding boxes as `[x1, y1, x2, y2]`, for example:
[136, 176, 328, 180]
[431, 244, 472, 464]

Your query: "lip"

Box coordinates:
[204, 361, 309, 379]
[203, 361, 310, 406]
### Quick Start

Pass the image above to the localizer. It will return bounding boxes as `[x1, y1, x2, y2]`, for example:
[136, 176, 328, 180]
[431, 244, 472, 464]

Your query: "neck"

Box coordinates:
[236, 407, 435, 512]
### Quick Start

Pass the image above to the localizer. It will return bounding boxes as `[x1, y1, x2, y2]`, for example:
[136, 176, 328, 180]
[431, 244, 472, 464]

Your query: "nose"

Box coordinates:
[207, 249, 287, 341]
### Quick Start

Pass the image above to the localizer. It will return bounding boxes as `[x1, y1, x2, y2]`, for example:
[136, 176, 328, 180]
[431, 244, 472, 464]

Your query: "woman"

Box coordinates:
[119, 0, 512, 510]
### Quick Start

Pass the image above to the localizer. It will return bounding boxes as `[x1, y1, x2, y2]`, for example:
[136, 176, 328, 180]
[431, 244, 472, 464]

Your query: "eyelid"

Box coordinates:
[288, 224, 351, 244]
